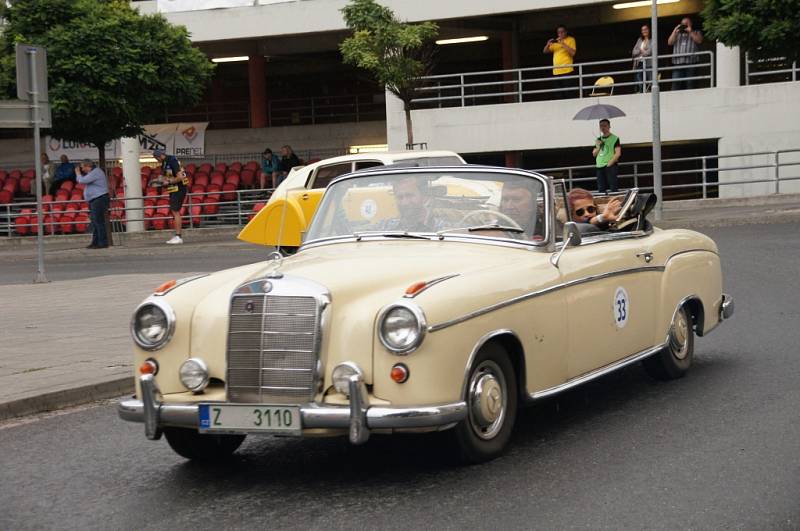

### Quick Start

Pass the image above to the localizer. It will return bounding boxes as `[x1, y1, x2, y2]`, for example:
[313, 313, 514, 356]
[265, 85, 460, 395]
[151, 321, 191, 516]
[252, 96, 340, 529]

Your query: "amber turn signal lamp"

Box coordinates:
[390, 363, 409, 383]
[154, 279, 177, 294]
[139, 359, 159, 375]
[405, 281, 427, 296]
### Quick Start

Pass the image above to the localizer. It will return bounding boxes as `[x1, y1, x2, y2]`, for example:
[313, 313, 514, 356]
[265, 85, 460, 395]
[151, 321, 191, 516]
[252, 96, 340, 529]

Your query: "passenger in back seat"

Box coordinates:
[568, 188, 621, 230]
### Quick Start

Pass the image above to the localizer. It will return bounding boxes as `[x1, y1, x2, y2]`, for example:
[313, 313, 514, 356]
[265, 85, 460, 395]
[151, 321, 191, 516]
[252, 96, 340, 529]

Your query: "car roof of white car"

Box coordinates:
[269, 150, 465, 202]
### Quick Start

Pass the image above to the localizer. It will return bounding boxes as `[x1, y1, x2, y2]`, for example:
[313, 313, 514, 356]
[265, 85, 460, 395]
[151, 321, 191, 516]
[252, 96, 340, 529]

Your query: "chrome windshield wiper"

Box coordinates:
[352, 231, 431, 241]
[436, 224, 525, 240]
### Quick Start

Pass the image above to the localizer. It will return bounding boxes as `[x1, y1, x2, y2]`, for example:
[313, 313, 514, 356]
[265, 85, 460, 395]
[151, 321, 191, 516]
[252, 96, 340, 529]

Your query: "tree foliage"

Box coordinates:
[0, 0, 214, 164]
[339, 0, 438, 146]
[702, 0, 800, 62]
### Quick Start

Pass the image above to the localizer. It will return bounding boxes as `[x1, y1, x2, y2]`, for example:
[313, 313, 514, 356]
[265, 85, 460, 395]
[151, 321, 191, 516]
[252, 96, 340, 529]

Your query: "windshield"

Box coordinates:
[305, 170, 547, 244]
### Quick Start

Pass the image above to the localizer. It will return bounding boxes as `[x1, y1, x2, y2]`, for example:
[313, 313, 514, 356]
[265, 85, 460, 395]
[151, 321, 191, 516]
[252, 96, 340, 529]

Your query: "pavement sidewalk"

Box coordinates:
[1, 193, 799, 422]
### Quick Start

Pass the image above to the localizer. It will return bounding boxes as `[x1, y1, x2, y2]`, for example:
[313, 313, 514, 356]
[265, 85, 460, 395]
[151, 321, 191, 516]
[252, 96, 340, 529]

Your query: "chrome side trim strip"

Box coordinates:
[428, 266, 665, 332]
[528, 342, 667, 401]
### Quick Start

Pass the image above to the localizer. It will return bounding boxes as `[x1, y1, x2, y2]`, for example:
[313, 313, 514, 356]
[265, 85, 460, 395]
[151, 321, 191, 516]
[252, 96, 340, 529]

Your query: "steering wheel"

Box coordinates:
[460, 209, 523, 230]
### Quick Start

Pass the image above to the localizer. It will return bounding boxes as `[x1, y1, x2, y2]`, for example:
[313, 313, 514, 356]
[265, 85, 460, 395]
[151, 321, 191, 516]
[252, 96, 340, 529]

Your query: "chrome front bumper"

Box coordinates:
[720, 293, 734, 320]
[118, 374, 467, 445]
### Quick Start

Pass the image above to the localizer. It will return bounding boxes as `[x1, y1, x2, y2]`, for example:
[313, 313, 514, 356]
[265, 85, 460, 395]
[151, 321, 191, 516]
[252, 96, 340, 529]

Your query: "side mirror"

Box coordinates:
[550, 222, 582, 268]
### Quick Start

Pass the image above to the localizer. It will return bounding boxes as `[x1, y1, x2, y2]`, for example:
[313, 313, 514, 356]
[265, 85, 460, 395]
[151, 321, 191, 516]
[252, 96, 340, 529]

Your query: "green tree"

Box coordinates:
[702, 0, 800, 62]
[0, 0, 214, 168]
[340, 0, 437, 148]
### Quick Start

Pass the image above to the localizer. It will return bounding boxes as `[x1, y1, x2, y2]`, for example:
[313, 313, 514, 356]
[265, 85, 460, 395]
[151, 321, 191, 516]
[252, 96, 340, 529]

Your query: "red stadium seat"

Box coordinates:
[199, 163, 213, 174]
[70, 190, 83, 202]
[194, 173, 209, 187]
[20, 177, 33, 194]
[202, 196, 220, 216]
[185, 163, 197, 174]
[60, 213, 75, 234]
[249, 201, 266, 221]
[222, 182, 237, 202]
[60, 180, 75, 192]
[191, 184, 206, 194]
[14, 214, 30, 235]
[3, 179, 19, 195]
[207, 183, 221, 193]
[244, 160, 259, 171]
[210, 172, 224, 187]
[229, 162, 243, 173]
[0, 190, 12, 205]
[75, 182, 86, 191]
[240, 169, 256, 188]
[225, 173, 241, 188]
[9, 169, 22, 179]
[0, 170, 7, 180]
[22, 168, 35, 179]
[74, 213, 89, 233]
[214, 162, 227, 173]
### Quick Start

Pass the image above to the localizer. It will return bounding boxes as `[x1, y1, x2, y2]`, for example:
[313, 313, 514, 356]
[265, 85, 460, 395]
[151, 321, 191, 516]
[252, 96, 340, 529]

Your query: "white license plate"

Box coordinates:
[199, 404, 302, 434]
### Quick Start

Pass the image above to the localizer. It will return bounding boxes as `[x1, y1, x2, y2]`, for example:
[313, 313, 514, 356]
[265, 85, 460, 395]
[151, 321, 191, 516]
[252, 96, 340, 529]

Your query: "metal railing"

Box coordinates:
[536, 149, 800, 199]
[166, 101, 251, 129]
[745, 53, 798, 85]
[268, 93, 385, 127]
[412, 52, 715, 108]
[3, 148, 799, 238]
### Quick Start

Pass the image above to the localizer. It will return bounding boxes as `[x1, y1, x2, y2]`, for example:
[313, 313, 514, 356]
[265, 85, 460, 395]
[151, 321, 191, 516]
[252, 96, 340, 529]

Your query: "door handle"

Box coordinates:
[302, 193, 309, 200]
[636, 251, 654, 263]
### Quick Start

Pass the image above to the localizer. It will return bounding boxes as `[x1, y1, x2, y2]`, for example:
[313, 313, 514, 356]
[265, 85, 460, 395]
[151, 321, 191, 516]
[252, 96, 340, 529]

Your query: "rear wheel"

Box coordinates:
[452, 343, 518, 464]
[163, 427, 246, 461]
[643, 305, 694, 380]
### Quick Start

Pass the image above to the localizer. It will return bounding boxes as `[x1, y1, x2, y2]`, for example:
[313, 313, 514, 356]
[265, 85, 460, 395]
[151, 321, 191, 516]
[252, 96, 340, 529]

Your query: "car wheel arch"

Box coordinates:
[672, 295, 705, 337]
[462, 330, 526, 402]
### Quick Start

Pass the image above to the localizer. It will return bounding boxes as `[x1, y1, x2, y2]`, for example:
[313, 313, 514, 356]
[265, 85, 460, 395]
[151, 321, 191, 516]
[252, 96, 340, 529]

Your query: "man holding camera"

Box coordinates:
[668, 16, 704, 91]
[75, 159, 110, 249]
[153, 149, 187, 245]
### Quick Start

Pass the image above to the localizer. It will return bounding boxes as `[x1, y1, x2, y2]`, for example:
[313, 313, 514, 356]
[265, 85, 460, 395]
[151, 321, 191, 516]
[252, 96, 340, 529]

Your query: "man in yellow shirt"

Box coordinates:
[543, 25, 577, 98]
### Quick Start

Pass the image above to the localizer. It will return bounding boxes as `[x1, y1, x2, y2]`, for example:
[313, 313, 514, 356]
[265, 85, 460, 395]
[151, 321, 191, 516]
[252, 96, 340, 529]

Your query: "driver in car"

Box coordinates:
[568, 188, 622, 229]
[498, 180, 542, 239]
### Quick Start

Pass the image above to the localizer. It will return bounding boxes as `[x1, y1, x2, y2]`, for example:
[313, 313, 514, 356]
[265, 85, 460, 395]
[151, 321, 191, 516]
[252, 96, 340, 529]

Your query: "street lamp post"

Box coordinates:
[651, 0, 663, 220]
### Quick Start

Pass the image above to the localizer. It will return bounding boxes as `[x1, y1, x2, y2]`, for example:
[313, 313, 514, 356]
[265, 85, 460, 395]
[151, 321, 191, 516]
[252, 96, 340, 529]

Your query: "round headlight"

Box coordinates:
[179, 358, 209, 392]
[378, 303, 426, 354]
[131, 301, 175, 351]
[332, 362, 363, 395]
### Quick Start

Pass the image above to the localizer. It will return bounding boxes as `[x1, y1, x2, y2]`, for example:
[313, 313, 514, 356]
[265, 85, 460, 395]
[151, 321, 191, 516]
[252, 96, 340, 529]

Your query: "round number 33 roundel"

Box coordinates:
[613, 287, 630, 329]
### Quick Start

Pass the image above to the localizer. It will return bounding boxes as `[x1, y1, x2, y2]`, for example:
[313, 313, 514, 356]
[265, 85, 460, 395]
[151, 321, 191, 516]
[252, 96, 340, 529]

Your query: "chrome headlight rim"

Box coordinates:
[130, 298, 176, 351]
[179, 357, 210, 393]
[377, 301, 427, 355]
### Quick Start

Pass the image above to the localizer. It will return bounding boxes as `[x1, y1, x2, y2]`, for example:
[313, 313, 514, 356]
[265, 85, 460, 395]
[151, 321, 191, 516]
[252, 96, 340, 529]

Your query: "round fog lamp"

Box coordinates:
[332, 362, 363, 395]
[179, 358, 209, 393]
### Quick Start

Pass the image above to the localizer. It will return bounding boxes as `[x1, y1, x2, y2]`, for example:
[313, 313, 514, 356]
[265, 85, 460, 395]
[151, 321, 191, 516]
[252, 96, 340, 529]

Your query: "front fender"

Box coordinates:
[238, 194, 308, 247]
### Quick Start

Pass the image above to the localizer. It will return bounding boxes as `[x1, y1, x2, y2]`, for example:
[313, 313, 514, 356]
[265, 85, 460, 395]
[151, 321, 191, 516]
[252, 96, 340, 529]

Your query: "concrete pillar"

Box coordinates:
[248, 55, 267, 128]
[502, 28, 520, 104]
[716, 43, 741, 88]
[121, 137, 144, 233]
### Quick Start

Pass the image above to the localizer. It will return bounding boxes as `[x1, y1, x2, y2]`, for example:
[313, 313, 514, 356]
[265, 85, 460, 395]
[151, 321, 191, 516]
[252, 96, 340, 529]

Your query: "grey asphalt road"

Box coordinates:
[1, 223, 799, 530]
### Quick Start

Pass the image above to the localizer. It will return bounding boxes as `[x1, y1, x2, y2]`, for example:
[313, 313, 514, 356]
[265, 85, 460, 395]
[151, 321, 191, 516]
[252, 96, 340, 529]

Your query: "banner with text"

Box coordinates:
[46, 122, 208, 161]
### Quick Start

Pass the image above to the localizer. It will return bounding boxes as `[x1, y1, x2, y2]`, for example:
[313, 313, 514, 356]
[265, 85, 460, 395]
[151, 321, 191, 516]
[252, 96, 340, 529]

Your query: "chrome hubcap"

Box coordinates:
[468, 360, 507, 440]
[670, 308, 690, 360]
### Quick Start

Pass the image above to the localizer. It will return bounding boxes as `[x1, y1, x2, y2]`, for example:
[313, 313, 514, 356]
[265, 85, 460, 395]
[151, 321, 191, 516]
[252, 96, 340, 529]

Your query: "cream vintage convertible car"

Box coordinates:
[119, 166, 733, 463]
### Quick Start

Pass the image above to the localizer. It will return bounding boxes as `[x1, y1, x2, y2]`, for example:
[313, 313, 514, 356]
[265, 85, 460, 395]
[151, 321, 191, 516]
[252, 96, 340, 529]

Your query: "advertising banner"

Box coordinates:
[157, 0, 256, 13]
[46, 122, 208, 161]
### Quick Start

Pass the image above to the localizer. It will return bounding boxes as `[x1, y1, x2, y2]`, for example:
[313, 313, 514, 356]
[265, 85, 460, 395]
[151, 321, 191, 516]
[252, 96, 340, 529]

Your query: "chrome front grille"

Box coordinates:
[227, 292, 321, 404]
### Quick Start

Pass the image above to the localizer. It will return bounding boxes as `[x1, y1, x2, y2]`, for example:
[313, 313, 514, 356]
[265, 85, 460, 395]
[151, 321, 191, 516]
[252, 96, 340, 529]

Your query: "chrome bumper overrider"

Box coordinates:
[720, 293, 734, 320]
[118, 374, 467, 445]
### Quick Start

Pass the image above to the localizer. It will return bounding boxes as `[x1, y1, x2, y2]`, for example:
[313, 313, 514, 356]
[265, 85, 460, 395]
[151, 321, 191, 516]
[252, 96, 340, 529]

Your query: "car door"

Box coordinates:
[557, 236, 660, 379]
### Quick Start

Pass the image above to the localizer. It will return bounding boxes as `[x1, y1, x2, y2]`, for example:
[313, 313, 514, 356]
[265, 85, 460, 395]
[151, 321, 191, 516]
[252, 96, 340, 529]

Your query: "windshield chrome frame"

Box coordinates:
[300, 166, 554, 252]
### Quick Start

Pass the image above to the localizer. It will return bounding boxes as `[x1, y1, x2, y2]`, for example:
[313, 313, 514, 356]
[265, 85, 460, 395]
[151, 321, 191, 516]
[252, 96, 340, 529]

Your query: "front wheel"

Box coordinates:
[643, 305, 694, 380]
[452, 343, 518, 464]
[164, 427, 246, 461]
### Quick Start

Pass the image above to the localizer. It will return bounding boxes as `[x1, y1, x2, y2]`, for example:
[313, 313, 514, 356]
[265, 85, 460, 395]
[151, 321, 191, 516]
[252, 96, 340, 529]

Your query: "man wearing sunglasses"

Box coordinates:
[568, 188, 621, 228]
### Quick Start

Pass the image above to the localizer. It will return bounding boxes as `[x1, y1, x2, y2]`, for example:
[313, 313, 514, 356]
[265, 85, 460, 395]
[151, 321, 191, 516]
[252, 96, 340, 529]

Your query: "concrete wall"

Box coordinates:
[386, 83, 800, 197]
[133, 0, 629, 42]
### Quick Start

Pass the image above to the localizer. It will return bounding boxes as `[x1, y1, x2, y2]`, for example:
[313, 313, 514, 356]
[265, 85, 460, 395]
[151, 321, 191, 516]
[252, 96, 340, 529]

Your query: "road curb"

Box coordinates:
[0, 377, 133, 421]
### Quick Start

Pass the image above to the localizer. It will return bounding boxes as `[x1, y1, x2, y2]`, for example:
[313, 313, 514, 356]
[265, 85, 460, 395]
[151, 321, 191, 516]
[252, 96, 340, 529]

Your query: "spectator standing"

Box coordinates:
[632, 25, 652, 93]
[542, 25, 577, 99]
[259, 148, 280, 189]
[50, 154, 76, 196]
[667, 17, 703, 90]
[276, 145, 301, 186]
[592, 119, 622, 194]
[75, 159, 109, 249]
[153, 149, 187, 245]
[40, 153, 56, 194]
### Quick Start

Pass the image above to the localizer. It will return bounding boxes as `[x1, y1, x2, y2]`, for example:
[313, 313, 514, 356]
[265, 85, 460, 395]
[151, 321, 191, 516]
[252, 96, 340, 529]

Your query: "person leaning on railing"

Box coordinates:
[668, 16, 703, 91]
[632, 24, 652, 93]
